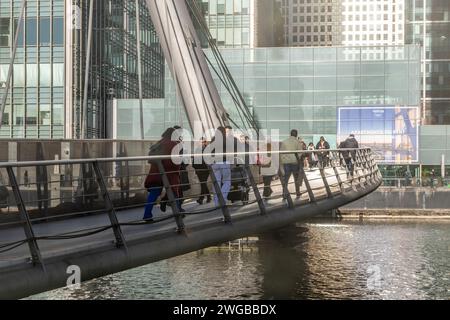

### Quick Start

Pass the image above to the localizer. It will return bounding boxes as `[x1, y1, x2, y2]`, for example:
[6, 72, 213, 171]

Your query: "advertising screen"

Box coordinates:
[337, 106, 419, 163]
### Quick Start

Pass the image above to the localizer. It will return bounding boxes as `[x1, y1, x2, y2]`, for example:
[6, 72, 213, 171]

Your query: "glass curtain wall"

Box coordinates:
[406, 0, 450, 125]
[0, 0, 65, 138]
[161, 46, 420, 148]
[72, 0, 164, 139]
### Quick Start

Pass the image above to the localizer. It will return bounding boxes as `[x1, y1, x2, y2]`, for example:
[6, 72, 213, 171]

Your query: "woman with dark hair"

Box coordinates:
[143, 127, 181, 220]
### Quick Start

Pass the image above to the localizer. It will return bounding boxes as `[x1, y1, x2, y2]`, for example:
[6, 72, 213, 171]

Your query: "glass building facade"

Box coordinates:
[70, 0, 164, 138]
[0, 0, 65, 138]
[406, 0, 450, 125]
[0, 0, 164, 139]
[115, 45, 421, 163]
[198, 0, 256, 48]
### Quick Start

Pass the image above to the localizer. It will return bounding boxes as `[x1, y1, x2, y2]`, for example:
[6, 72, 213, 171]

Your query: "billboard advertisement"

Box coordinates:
[337, 106, 419, 163]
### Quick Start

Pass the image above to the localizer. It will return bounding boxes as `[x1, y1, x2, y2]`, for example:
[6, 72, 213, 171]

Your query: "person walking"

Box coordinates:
[193, 138, 211, 205]
[143, 127, 181, 221]
[211, 126, 233, 206]
[340, 134, 359, 177]
[316, 136, 330, 168]
[261, 139, 278, 198]
[307, 142, 318, 169]
[280, 129, 304, 198]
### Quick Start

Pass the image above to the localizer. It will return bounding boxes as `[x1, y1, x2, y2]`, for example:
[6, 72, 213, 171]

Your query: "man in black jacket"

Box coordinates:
[340, 134, 359, 177]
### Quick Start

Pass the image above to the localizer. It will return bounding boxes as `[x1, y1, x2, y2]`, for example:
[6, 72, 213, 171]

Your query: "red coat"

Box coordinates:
[145, 138, 181, 196]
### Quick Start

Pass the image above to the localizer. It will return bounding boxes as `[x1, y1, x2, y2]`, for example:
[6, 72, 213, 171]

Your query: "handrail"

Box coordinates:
[0, 148, 372, 168]
[0, 147, 381, 271]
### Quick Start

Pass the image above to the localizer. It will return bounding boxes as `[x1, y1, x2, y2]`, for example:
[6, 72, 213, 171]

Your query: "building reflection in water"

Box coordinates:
[28, 220, 450, 300]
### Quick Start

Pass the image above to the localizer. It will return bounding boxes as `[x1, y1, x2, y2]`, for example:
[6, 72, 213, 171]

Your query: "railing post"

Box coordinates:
[208, 165, 232, 223]
[341, 151, 354, 186]
[280, 160, 294, 208]
[360, 149, 373, 184]
[330, 151, 344, 193]
[92, 161, 127, 248]
[354, 150, 365, 188]
[156, 160, 185, 232]
[295, 153, 315, 203]
[244, 164, 266, 215]
[6, 166, 45, 269]
[318, 157, 333, 198]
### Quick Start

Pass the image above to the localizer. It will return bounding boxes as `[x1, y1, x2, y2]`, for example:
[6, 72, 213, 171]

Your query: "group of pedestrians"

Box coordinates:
[143, 125, 249, 221]
[143, 125, 360, 221]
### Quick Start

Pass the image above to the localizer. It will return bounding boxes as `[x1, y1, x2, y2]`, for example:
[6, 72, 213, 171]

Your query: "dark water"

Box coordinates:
[28, 219, 450, 300]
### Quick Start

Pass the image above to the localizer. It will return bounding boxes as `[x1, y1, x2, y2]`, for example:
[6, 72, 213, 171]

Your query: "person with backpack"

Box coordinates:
[339, 134, 359, 177]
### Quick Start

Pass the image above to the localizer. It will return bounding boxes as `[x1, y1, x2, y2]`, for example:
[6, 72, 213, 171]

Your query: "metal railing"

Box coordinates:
[0, 148, 381, 269]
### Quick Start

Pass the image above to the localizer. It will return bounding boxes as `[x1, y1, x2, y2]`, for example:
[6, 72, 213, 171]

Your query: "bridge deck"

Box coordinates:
[0, 167, 352, 268]
[0, 148, 381, 299]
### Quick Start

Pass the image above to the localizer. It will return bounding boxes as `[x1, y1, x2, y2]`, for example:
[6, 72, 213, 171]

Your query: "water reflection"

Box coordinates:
[28, 219, 450, 300]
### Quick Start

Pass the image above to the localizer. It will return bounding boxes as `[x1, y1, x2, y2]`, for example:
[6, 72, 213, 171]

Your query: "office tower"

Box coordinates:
[198, 0, 284, 48]
[406, 0, 450, 125]
[276, 0, 343, 46]
[0, 0, 164, 139]
[342, 0, 405, 46]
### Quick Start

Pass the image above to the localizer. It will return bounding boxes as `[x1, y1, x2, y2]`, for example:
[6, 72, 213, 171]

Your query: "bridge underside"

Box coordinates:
[0, 167, 381, 299]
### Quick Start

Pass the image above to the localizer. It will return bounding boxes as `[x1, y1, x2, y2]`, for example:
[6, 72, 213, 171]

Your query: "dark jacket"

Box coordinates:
[193, 144, 208, 171]
[340, 137, 359, 159]
[316, 140, 330, 155]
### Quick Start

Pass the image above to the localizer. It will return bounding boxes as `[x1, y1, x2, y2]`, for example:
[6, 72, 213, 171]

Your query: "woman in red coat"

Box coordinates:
[143, 128, 181, 220]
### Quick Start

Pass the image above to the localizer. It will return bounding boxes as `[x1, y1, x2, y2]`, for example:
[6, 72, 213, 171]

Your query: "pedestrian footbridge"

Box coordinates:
[0, 148, 381, 299]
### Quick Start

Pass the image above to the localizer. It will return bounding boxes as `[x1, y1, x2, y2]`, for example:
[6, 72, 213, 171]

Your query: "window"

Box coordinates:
[26, 18, 37, 45]
[0, 18, 10, 47]
[14, 18, 24, 47]
[39, 105, 51, 125]
[40, 17, 51, 46]
[53, 17, 64, 45]
[53, 104, 64, 125]
[26, 105, 37, 125]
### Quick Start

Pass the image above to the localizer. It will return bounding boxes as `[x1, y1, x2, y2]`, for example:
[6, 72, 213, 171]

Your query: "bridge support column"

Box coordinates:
[244, 165, 266, 215]
[6, 166, 45, 269]
[330, 151, 344, 193]
[295, 153, 315, 203]
[92, 161, 127, 248]
[157, 160, 185, 232]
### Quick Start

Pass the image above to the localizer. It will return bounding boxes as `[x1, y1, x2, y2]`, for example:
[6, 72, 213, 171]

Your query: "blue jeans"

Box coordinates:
[283, 163, 302, 195]
[212, 163, 231, 205]
[143, 187, 163, 219]
[143, 187, 183, 220]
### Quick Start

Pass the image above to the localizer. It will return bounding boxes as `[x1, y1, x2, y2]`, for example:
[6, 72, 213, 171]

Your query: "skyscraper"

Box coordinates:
[276, 0, 405, 47]
[0, 0, 164, 139]
[342, 0, 405, 46]
[197, 0, 283, 48]
[406, 0, 450, 125]
[276, 0, 343, 46]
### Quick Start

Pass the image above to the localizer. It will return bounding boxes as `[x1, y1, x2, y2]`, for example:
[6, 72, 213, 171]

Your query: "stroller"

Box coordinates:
[227, 165, 250, 205]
